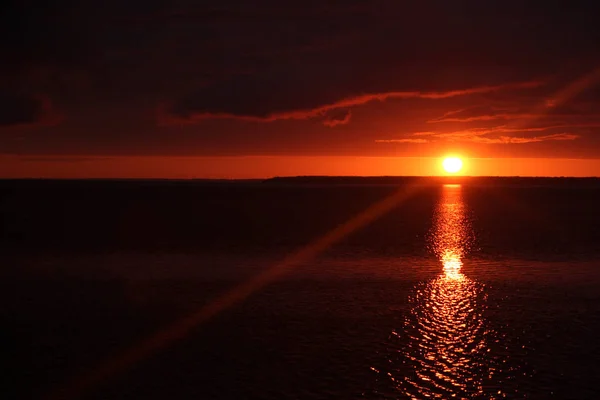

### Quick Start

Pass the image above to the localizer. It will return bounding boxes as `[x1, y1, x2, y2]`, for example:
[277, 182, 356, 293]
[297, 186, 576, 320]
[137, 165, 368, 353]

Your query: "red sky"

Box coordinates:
[2, 1, 600, 177]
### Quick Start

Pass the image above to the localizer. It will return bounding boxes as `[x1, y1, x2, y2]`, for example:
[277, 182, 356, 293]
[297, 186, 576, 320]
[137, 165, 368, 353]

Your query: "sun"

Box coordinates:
[442, 157, 463, 174]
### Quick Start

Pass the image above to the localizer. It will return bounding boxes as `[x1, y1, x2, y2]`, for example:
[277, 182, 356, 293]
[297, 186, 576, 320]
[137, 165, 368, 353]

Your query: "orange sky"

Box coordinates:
[2, 2, 600, 178]
[2, 155, 600, 179]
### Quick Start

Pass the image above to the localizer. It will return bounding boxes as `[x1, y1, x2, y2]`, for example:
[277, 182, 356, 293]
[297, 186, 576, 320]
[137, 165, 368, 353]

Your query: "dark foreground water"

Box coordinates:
[2, 178, 600, 399]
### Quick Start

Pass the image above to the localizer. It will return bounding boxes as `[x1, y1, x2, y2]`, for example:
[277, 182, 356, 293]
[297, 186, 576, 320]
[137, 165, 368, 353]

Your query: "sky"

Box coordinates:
[2, 0, 600, 177]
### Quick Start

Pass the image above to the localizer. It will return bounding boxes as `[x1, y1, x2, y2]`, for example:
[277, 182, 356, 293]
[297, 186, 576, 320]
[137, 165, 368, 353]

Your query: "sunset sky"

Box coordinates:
[2, 0, 600, 177]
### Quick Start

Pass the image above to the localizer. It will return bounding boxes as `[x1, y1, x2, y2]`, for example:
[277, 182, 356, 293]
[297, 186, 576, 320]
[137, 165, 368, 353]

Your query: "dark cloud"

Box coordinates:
[154, 1, 599, 132]
[1, 0, 600, 158]
[0, 92, 61, 128]
[17, 156, 116, 163]
[0, 0, 92, 75]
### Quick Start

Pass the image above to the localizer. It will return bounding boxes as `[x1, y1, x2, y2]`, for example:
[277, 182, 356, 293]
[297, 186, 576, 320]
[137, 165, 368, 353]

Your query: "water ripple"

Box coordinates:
[371, 184, 527, 399]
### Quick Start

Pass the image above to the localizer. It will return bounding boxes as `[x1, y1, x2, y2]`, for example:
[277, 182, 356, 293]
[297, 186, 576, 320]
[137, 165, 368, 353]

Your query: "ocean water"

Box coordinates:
[2, 179, 600, 399]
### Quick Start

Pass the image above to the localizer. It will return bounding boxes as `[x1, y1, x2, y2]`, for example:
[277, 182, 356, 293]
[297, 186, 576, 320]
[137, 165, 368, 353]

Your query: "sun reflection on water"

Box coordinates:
[403, 184, 489, 397]
[375, 184, 515, 399]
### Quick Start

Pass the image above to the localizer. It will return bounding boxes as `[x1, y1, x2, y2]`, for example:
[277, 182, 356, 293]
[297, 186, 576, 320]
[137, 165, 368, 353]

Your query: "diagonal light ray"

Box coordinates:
[512, 66, 600, 130]
[46, 181, 424, 400]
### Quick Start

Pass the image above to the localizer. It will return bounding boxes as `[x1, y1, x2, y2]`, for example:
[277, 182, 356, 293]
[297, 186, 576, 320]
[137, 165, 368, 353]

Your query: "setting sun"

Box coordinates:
[442, 157, 463, 174]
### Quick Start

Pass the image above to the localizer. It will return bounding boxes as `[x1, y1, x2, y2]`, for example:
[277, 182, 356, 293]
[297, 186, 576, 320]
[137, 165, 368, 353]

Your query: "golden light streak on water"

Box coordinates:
[389, 184, 511, 399]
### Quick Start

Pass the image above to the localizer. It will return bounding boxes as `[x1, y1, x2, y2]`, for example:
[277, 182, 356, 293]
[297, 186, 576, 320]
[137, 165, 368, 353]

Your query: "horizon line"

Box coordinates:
[2, 175, 600, 181]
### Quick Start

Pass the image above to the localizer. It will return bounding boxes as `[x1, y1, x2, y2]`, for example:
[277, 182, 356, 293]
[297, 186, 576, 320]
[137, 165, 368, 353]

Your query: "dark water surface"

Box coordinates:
[2, 179, 600, 399]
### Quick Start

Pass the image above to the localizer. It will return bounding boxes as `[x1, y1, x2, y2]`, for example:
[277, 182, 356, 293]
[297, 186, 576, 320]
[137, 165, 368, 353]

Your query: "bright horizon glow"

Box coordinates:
[442, 157, 463, 174]
[2, 155, 600, 178]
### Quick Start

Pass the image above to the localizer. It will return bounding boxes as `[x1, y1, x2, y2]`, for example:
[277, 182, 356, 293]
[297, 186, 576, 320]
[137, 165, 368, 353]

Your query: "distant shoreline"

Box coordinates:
[263, 175, 600, 183]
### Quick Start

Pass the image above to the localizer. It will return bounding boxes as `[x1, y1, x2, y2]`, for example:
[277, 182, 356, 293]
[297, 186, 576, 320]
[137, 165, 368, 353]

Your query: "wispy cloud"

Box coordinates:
[428, 113, 534, 123]
[427, 104, 546, 123]
[323, 108, 351, 127]
[377, 130, 580, 145]
[468, 133, 579, 144]
[431, 126, 566, 138]
[411, 131, 437, 136]
[429, 99, 600, 125]
[374, 138, 429, 143]
[160, 80, 543, 126]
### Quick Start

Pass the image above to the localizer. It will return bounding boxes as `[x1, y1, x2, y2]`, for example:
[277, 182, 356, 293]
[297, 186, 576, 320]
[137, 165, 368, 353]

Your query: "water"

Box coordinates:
[2, 179, 600, 399]
[373, 185, 527, 399]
